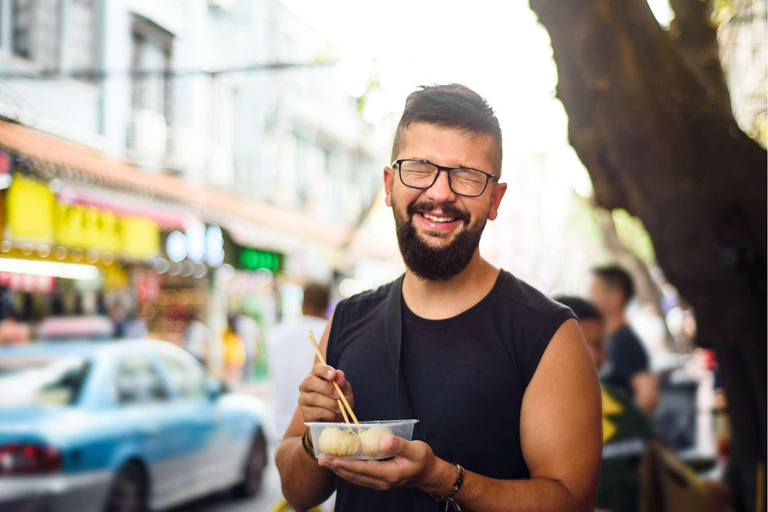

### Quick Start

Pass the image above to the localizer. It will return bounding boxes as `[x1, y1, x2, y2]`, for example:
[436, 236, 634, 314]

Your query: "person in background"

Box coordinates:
[236, 310, 261, 382]
[123, 310, 147, 339]
[590, 265, 659, 415]
[223, 314, 246, 383]
[184, 311, 210, 367]
[109, 305, 128, 338]
[269, 282, 330, 440]
[556, 296, 656, 512]
[0, 308, 29, 344]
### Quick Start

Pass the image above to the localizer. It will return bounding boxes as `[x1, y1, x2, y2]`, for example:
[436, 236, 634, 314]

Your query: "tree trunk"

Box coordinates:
[528, 0, 767, 509]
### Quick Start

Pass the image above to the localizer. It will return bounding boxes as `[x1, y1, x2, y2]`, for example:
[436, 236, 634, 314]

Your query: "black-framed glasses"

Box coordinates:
[392, 159, 499, 198]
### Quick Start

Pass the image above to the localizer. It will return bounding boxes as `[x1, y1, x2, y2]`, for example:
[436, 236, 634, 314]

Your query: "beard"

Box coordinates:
[393, 198, 488, 282]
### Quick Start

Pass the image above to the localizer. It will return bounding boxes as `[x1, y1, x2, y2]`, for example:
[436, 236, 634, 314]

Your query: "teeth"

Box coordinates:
[423, 213, 456, 223]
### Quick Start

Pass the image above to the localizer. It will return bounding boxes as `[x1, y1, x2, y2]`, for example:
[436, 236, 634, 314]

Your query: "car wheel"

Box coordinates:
[104, 462, 148, 512]
[234, 428, 267, 497]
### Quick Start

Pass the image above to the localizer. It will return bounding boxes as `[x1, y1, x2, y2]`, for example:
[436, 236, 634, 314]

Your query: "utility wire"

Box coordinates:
[0, 60, 337, 80]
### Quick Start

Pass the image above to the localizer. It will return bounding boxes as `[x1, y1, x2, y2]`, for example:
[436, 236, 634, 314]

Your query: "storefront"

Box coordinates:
[0, 160, 160, 339]
[138, 222, 224, 345]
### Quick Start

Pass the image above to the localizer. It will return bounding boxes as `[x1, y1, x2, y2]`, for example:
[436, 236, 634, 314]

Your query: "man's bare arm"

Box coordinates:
[631, 371, 659, 415]
[275, 312, 341, 511]
[448, 319, 603, 511]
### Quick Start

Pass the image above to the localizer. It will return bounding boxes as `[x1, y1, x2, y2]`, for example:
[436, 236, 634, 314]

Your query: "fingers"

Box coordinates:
[383, 436, 409, 457]
[299, 374, 338, 399]
[300, 406, 338, 422]
[335, 370, 354, 404]
[299, 363, 354, 423]
[318, 460, 395, 491]
[299, 389, 340, 412]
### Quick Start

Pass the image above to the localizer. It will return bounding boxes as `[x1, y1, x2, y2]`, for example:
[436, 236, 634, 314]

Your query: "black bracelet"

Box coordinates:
[430, 464, 465, 511]
[302, 428, 316, 459]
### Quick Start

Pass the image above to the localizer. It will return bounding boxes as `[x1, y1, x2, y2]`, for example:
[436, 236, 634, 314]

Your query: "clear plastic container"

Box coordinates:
[305, 419, 419, 460]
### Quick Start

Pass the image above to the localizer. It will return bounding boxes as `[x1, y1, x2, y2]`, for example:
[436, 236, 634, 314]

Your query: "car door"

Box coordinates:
[154, 350, 229, 496]
[114, 352, 185, 507]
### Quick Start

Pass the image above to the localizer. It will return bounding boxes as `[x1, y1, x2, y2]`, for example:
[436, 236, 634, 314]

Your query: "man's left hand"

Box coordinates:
[317, 436, 453, 495]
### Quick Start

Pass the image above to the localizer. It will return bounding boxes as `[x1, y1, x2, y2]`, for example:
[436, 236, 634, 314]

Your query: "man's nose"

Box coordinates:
[425, 169, 456, 203]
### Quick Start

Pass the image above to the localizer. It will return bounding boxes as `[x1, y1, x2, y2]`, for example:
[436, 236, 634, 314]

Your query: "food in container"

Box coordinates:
[358, 426, 394, 456]
[318, 427, 360, 456]
[306, 420, 418, 460]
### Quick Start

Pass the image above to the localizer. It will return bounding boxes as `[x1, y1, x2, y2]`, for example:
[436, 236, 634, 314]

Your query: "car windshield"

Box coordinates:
[0, 355, 90, 407]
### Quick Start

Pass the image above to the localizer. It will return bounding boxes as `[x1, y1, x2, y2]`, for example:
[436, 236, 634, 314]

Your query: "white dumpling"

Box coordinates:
[358, 426, 394, 456]
[318, 427, 360, 456]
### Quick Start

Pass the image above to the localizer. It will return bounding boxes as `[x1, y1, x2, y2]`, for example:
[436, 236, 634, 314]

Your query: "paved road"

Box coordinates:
[171, 463, 284, 512]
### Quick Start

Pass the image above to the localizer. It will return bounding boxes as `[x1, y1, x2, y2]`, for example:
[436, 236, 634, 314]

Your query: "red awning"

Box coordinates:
[0, 120, 351, 247]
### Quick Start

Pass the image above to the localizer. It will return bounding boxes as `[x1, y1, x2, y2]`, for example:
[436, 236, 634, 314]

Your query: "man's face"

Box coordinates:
[581, 318, 607, 370]
[384, 123, 506, 281]
[589, 277, 623, 317]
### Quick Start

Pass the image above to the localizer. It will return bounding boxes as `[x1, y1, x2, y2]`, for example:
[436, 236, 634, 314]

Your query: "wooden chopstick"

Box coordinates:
[307, 331, 359, 424]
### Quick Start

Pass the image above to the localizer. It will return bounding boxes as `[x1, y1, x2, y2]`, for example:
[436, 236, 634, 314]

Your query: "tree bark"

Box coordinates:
[528, 0, 767, 509]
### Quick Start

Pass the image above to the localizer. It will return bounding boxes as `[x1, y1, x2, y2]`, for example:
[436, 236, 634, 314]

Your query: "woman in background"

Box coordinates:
[222, 314, 246, 383]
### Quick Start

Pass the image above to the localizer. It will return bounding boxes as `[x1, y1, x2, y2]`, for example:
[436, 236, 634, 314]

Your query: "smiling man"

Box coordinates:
[276, 84, 602, 512]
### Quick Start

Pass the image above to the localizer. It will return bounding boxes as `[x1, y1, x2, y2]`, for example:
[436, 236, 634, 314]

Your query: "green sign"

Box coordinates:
[240, 249, 281, 272]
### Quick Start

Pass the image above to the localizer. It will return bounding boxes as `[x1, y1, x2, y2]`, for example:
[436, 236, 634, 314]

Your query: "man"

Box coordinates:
[184, 311, 210, 366]
[589, 265, 658, 414]
[276, 84, 602, 511]
[555, 296, 656, 512]
[270, 282, 331, 439]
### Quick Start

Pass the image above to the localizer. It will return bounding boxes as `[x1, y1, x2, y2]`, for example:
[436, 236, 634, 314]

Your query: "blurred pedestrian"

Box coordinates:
[223, 314, 246, 383]
[123, 310, 147, 339]
[236, 310, 261, 382]
[556, 296, 656, 512]
[184, 311, 210, 366]
[0, 308, 29, 344]
[590, 265, 659, 415]
[108, 305, 127, 338]
[269, 282, 330, 440]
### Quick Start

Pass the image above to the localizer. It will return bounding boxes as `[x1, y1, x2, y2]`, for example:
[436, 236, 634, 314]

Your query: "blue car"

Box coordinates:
[0, 340, 269, 512]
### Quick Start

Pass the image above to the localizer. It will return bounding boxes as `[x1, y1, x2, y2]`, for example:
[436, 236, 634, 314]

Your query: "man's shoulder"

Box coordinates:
[335, 278, 398, 313]
[496, 270, 572, 321]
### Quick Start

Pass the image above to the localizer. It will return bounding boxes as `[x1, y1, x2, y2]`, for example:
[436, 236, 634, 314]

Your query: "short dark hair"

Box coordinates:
[391, 84, 503, 175]
[554, 296, 604, 323]
[592, 265, 635, 304]
[303, 282, 330, 315]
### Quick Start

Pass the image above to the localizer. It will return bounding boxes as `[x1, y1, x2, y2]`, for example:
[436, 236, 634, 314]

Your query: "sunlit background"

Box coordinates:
[0, 0, 764, 510]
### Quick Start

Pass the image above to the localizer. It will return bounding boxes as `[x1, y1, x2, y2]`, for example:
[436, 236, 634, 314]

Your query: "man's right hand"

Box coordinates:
[298, 363, 355, 423]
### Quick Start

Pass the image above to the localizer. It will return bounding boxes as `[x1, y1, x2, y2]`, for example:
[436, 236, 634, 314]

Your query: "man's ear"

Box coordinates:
[384, 166, 394, 207]
[488, 182, 507, 221]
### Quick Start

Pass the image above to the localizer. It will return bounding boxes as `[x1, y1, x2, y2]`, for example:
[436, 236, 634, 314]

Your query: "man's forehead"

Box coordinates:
[397, 122, 496, 171]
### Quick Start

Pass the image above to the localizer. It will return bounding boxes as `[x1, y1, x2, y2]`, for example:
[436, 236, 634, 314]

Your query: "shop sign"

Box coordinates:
[6, 174, 55, 241]
[240, 248, 281, 273]
[165, 223, 224, 267]
[5, 175, 160, 259]
[0, 271, 55, 293]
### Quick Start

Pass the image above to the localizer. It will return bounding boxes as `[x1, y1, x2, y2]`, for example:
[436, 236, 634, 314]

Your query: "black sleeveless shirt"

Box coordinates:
[326, 270, 574, 512]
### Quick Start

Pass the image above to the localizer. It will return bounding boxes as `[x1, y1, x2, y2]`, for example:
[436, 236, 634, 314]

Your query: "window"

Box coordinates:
[11, 0, 61, 69]
[115, 354, 167, 405]
[0, 355, 90, 407]
[158, 352, 206, 400]
[131, 15, 173, 117]
[66, 0, 96, 73]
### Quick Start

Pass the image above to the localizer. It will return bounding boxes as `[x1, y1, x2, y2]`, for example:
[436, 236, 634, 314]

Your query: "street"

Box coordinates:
[171, 464, 283, 512]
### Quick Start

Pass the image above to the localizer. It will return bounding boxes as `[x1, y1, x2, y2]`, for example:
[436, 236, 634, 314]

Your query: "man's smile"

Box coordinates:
[413, 211, 464, 234]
